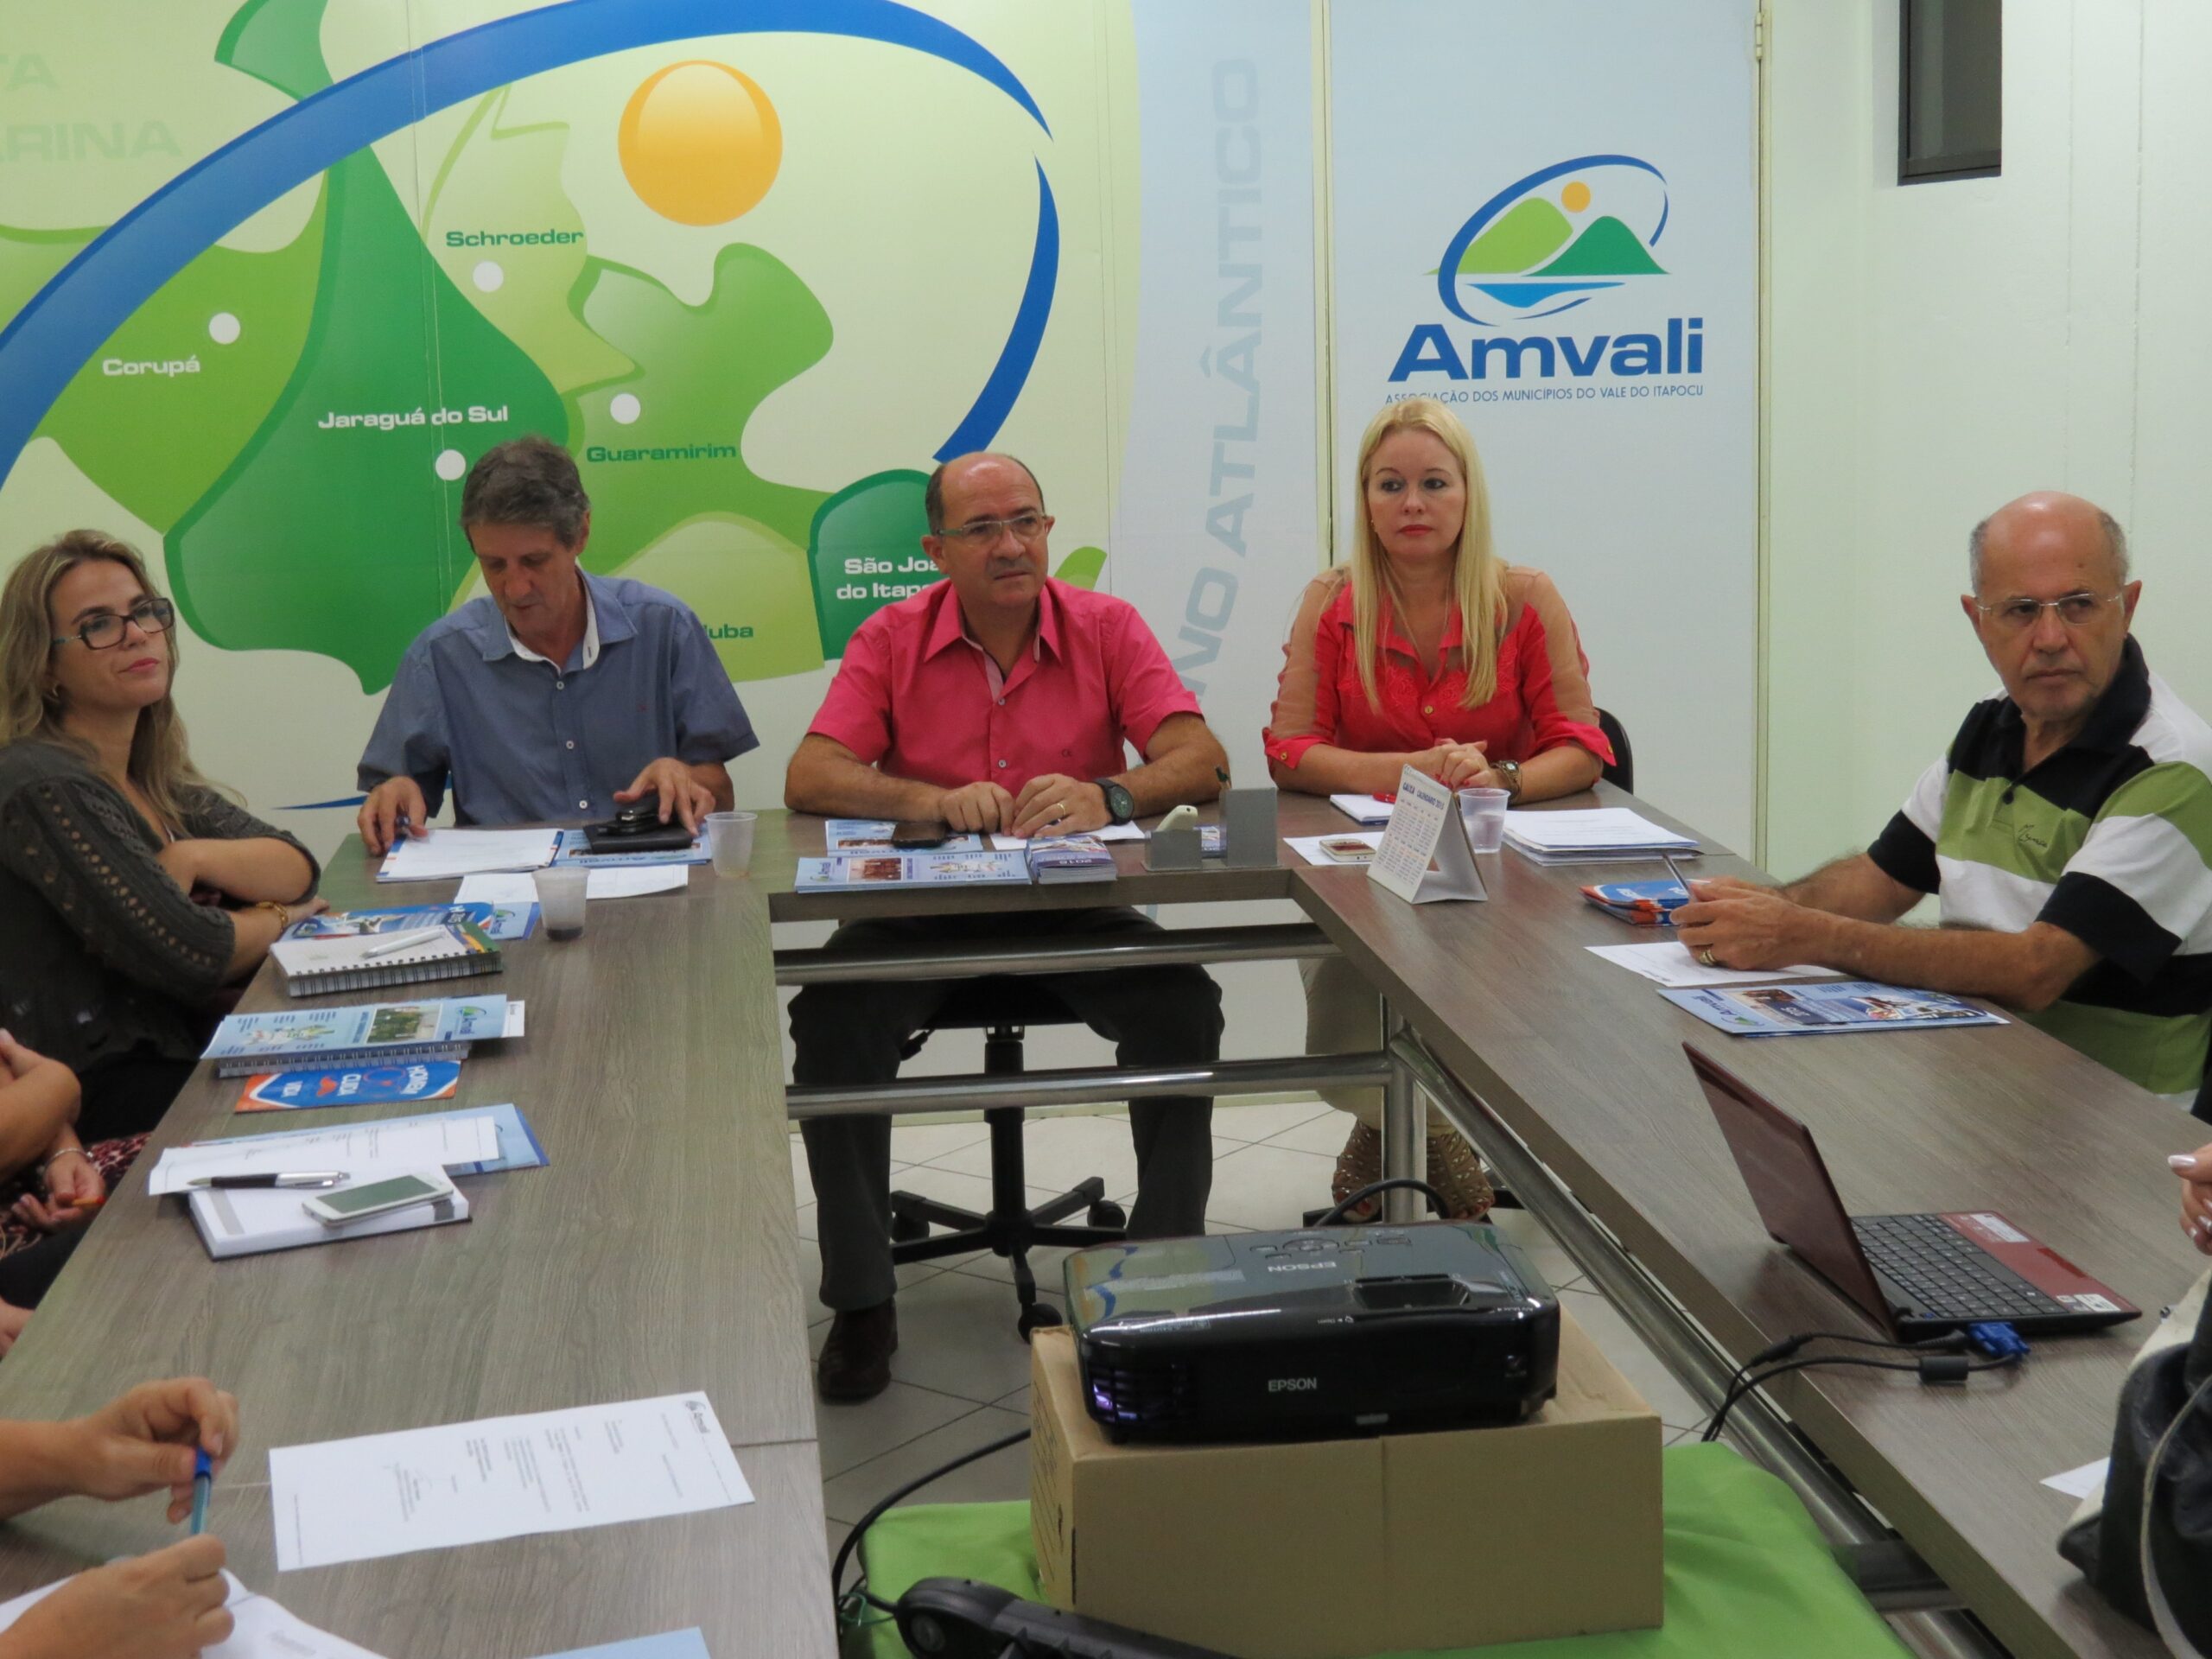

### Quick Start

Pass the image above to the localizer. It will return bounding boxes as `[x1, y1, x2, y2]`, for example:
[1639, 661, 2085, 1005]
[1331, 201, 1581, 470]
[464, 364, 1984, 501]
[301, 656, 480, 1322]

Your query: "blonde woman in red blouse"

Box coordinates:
[1265, 397, 1614, 1219]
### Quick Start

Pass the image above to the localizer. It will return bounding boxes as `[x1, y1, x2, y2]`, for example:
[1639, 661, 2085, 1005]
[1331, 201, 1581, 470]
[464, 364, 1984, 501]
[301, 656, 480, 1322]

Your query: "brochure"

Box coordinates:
[552, 827, 710, 868]
[201, 995, 512, 1077]
[795, 851, 1031, 890]
[1026, 836, 1116, 884]
[237, 1060, 463, 1114]
[823, 818, 986, 854]
[1660, 980, 2005, 1036]
[285, 901, 536, 943]
[1581, 878, 1691, 926]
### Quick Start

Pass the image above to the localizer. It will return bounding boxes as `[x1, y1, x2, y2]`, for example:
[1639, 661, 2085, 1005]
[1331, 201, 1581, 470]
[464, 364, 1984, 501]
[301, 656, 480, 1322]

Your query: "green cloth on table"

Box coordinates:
[849, 1443, 1908, 1659]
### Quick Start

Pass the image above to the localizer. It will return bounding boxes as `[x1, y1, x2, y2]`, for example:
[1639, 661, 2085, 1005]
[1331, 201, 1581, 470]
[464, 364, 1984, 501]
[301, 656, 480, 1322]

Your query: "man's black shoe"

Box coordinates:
[817, 1300, 899, 1402]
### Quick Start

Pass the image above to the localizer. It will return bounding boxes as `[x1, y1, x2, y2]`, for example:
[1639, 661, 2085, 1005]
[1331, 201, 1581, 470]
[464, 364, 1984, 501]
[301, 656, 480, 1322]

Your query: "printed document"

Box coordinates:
[531, 1633, 710, 1659]
[1586, 942, 1840, 989]
[378, 829, 560, 881]
[269, 1392, 753, 1570]
[456, 867, 686, 903]
[150, 1112, 503, 1195]
[0, 1572, 385, 1656]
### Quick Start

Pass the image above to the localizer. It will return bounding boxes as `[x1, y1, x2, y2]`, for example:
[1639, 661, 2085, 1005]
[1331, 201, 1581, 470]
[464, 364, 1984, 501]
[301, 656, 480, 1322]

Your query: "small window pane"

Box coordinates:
[1900, 0, 2000, 182]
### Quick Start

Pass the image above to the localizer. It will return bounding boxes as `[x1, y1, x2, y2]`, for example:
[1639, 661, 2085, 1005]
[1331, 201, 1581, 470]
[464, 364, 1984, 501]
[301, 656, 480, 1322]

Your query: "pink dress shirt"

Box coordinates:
[809, 579, 1202, 791]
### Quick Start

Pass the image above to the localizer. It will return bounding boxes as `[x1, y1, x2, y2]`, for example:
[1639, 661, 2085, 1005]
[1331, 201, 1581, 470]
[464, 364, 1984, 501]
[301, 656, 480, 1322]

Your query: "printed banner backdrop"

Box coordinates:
[1112, 2, 1320, 785]
[0, 0, 1755, 855]
[1327, 0, 1758, 850]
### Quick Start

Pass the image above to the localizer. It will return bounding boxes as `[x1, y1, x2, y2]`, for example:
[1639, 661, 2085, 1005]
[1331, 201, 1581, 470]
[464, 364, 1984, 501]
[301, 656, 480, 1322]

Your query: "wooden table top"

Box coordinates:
[0, 859, 832, 1656]
[1292, 785, 2188, 1659]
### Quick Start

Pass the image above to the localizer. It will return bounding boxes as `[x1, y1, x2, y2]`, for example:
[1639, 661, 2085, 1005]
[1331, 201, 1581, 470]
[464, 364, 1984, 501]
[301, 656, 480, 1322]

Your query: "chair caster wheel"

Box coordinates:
[1018, 1304, 1064, 1342]
[1087, 1200, 1127, 1230]
[890, 1213, 929, 1244]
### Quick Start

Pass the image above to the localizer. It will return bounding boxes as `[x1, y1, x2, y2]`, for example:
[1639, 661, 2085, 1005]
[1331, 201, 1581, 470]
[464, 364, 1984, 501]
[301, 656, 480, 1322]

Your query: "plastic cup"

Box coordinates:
[532, 865, 588, 940]
[706, 810, 757, 877]
[1456, 787, 1511, 854]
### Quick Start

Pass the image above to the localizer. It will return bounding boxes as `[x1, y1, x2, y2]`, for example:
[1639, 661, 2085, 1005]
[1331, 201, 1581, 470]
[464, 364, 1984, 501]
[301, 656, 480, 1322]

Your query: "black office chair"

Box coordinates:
[888, 978, 1128, 1340]
[1597, 708, 1634, 793]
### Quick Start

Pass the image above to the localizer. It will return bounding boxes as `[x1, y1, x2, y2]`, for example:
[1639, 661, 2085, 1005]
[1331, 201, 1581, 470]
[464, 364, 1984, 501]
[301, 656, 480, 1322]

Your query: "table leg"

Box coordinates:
[1379, 1004, 1427, 1224]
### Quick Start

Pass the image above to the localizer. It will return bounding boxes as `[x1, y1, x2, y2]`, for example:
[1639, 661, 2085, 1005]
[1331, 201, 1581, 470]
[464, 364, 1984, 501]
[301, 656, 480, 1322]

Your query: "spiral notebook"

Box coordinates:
[270, 920, 501, 997]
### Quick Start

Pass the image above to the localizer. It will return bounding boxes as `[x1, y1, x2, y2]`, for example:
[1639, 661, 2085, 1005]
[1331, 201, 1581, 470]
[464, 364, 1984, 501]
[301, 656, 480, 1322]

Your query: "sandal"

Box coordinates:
[1330, 1121, 1383, 1222]
[1427, 1129, 1496, 1220]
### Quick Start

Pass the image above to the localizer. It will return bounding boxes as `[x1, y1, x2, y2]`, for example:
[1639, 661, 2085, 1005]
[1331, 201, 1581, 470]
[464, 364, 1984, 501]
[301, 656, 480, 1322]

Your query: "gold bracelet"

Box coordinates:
[252, 899, 291, 928]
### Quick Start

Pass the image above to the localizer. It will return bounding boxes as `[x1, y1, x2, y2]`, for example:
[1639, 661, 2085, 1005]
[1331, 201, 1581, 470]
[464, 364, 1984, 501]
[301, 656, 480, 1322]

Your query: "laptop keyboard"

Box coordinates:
[1852, 1214, 2069, 1322]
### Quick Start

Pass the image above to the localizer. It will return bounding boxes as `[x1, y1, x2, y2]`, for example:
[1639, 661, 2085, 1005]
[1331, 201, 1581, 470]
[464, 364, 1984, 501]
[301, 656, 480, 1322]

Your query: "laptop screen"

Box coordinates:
[1682, 1044, 1897, 1332]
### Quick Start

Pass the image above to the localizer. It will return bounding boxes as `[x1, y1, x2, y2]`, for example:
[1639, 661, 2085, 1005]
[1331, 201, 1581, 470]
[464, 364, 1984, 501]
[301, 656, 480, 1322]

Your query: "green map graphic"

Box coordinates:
[1458, 197, 1573, 273]
[7, 0, 1103, 696]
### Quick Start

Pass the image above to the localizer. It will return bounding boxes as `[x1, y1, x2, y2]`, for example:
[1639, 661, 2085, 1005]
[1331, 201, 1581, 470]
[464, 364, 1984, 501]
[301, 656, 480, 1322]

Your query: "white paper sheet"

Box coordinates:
[503, 1001, 527, 1039]
[1285, 832, 1383, 868]
[2042, 1458, 2109, 1500]
[457, 868, 686, 904]
[151, 1114, 504, 1195]
[0, 1572, 385, 1656]
[1328, 792, 1393, 825]
[989, 822, 1147, 848]
[378, 830, 561, 882]
[269, 1392, 753, 1570]
[1586, 942, 1841, 989]
[1502, 807, 1698, 852]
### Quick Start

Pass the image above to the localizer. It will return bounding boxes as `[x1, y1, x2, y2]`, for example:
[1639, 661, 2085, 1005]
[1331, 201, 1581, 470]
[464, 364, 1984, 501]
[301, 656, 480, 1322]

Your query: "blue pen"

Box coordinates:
[188, 1449, 213, 1535]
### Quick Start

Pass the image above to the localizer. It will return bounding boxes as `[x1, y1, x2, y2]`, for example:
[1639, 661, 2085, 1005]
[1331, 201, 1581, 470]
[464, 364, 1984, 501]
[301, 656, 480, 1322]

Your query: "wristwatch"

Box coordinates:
[1493, 759, 1525, 801]
[1094, 779, 1136, 824]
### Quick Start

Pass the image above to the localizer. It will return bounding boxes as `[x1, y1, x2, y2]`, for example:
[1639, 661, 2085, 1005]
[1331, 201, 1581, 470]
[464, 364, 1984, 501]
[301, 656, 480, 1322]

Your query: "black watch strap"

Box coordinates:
[1095, 779, 1136, 824]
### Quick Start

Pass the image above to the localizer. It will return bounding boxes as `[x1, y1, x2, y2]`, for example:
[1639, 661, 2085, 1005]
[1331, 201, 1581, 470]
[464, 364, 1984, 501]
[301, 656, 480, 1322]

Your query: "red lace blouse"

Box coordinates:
[1263, 566, 1613, 772]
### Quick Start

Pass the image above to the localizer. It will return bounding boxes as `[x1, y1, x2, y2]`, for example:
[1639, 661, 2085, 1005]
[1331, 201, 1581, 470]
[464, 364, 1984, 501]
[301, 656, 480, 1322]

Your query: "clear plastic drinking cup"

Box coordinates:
[706, 810, 757, 877]
[1456, 787, 1511, 854]
[532, 865, 588, 940]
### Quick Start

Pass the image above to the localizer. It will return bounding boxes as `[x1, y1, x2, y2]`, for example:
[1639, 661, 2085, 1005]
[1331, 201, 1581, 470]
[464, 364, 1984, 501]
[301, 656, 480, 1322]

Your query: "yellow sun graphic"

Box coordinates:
[1560, 180, 1592, 213]
[619, 61, 783, 226]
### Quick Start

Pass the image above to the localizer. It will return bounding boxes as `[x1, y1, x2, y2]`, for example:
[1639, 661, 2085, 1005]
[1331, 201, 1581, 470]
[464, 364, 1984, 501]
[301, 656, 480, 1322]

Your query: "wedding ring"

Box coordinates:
[1698, 948, 1718, 968]
[1053, 801, 1065, 817]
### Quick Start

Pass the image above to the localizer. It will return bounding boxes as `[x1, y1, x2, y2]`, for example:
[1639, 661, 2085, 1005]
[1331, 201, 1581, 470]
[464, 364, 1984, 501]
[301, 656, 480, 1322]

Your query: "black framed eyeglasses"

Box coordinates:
[52, 596, 175, 650]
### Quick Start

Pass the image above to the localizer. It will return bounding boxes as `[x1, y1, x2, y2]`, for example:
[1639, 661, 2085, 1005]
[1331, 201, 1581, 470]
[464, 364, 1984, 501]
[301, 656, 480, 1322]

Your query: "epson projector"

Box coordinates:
[1064, 1221, 1560, 1442]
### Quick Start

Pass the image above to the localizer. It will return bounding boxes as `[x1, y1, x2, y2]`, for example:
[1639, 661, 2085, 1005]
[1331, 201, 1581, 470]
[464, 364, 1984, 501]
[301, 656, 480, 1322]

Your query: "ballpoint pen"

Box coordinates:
[187, 1172, 347, 1190]
[363, 928, 443, 960]
[1662, 854, 1698, 903]
[188, 1450, 213, 1536]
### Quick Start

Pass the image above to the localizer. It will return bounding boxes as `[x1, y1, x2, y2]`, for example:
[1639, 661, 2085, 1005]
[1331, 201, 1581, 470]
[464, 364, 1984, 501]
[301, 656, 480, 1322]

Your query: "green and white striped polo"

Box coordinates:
[1866, 638, 2212, 1098]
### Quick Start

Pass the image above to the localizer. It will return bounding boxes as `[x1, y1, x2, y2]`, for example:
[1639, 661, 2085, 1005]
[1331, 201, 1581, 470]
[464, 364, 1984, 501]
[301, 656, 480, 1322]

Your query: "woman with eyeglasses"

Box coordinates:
[1264, 398, 1615, 1220]
[0, 530, 322, 1160]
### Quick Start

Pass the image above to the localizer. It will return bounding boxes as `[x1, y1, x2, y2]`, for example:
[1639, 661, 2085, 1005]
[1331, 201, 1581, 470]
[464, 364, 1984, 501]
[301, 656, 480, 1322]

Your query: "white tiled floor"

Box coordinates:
[801, 1100, 1714, 1555]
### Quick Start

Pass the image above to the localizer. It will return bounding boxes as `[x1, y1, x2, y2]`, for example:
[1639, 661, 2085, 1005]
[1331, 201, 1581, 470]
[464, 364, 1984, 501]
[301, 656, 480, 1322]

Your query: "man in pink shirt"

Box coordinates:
[787, 451, 1230, 1402]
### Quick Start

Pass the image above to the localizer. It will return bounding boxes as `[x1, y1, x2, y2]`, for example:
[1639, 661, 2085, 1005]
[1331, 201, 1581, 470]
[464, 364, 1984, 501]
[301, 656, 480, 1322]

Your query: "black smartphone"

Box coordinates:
[889, 820, 950, 849]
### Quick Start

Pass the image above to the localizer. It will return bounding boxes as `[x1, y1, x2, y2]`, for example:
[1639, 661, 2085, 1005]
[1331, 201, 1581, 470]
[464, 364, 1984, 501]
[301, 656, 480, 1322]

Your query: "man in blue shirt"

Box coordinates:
[356, 437, 757, 852]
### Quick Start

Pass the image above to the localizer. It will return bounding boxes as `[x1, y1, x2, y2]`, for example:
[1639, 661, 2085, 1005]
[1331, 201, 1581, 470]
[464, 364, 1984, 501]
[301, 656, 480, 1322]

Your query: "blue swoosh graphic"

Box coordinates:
[0, 0, 1054, 482]
[936, 162, 1058, 462]
[1435, 153, 1668, 327]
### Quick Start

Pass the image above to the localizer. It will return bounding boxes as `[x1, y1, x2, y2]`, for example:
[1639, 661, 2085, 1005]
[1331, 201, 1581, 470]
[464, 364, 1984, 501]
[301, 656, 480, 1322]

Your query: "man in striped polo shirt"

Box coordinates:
[1677, 492, 2212, 1106]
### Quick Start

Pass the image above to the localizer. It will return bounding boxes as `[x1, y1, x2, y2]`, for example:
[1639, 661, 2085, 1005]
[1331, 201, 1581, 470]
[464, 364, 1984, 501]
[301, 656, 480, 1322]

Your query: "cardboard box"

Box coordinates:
[1030, 1306, 1662, 1658]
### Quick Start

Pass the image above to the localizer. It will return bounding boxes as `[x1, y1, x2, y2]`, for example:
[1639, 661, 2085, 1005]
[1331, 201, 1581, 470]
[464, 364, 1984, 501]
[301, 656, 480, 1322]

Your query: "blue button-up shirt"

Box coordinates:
[357, 573, 758, 825]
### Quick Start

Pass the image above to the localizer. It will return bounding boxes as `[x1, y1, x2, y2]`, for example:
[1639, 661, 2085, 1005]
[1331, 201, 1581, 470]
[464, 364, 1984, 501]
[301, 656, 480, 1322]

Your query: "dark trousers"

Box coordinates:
[78, 1054, 195, 1144]
[789, 908, 1224, 1313]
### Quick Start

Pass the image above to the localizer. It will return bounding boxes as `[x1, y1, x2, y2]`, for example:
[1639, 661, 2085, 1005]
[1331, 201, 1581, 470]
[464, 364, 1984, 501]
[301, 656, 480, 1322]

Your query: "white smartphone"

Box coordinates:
[301, 1168, 456, 1228]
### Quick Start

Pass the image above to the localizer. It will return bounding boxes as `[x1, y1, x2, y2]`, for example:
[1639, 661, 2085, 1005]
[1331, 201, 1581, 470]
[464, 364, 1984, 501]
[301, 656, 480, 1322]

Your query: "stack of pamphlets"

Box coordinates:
[1025, 836, 1116, 884]
[201, 995, 515, 1077]
[823, 818, 987, 853]
[1329, 793, 1394, 826]
[1503, 807, 1700, 865]
[1661, 980, 2005, 1036]
[377, 828, 561, 882]
[270, 919, 501, 997]
[795, 851, 1030, 890]
[1581, 877, 1692, 925]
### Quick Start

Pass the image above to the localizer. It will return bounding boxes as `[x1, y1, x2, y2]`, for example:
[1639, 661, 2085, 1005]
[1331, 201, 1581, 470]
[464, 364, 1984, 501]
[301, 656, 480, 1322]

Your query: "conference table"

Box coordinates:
[0, 859, 832, 1658]
[0, 783, 2188, 1659]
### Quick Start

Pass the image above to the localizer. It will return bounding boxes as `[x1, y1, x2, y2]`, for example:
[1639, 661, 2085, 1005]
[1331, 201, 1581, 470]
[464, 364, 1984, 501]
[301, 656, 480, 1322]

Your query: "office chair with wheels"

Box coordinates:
[1597, 707, 1634, 793]
[888, 977, 1128, 1340]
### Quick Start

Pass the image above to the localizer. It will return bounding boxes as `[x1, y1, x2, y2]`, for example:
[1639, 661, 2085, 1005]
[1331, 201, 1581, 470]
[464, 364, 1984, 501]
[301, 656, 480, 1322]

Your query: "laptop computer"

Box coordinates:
[1684, 1044, 2139, 1338]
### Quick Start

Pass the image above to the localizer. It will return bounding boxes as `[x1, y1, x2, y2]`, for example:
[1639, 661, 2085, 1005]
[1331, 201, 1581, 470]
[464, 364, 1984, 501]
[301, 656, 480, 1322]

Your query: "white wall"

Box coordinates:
[1764, 0, 2212, 878]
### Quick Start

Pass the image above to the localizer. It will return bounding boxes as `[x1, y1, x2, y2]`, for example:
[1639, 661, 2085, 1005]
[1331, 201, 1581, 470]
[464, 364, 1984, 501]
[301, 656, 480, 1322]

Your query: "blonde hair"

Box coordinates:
[0, 530, 224, 828]
[1348, 397, 1505, 710]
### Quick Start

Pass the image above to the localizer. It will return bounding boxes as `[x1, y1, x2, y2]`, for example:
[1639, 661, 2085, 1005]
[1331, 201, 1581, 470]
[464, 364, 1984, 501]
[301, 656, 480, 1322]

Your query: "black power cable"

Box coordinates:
[832, 1426, 1034, 1627]
[1701, 1346, 2021, 1444]
[1316, 1177, 1449, 1228]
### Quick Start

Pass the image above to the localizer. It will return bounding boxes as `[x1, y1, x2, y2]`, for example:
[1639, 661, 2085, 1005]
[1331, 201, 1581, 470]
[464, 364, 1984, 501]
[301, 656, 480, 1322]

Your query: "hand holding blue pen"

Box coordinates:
[189, 1448, 213, 1535]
